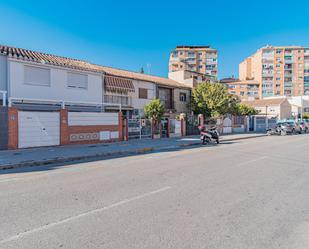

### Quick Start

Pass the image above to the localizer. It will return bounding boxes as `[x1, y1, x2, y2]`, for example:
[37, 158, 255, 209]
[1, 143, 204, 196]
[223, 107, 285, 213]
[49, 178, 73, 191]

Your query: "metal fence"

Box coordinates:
[127, 118, 152, 139]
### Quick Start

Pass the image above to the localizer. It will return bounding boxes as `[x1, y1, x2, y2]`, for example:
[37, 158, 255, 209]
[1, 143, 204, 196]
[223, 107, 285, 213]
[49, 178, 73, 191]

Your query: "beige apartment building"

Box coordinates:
[168, 46, 218, 79]
[221, 79, 260, 101]
[239, 45, 309, 99]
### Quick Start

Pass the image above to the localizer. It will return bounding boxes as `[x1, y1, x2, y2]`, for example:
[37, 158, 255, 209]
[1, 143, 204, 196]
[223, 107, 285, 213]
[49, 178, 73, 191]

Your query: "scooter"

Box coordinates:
[199, 126, 220, 144]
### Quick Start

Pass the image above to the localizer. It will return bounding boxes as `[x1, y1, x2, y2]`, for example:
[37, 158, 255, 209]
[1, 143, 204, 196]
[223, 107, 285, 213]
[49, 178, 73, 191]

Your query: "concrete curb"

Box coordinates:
[0, 134, 266, 170]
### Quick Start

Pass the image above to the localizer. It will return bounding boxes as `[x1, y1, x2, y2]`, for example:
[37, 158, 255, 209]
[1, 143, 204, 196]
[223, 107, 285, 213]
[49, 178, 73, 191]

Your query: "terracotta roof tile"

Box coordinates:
[0, 44, 190, 89]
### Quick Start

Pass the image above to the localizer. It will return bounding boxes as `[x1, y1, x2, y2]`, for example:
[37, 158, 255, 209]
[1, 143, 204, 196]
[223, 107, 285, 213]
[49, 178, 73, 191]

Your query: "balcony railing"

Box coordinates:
[0, 91, 7, 107]
[104, 94, 132, 107]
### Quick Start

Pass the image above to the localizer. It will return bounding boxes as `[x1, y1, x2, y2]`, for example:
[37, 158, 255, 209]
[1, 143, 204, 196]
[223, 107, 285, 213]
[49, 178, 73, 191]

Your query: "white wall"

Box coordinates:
[130, 80, 156, 110]
[0, 55, 7, 94]
[8, 59, 103, 104]
[68, 112, 119, 126]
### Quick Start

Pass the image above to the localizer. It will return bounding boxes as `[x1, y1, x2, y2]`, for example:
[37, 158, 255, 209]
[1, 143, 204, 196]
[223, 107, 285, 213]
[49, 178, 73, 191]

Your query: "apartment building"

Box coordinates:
[221, 79, 260, 101]
[239, 45, 309, 99]
[168, 46, 218, 79]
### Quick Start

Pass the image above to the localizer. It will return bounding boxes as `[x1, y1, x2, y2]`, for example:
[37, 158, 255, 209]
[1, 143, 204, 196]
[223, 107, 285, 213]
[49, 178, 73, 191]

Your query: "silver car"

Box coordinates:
[277, 121, 301, 135]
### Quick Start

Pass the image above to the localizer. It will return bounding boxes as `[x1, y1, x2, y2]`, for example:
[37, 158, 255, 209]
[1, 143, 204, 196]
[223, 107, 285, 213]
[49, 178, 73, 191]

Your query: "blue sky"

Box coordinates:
[1, 0, 309, 79]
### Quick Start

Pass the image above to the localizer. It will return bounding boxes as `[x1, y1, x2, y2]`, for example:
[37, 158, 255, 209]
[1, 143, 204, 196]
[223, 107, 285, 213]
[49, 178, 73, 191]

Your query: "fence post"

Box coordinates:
[198, 114, 204, 126]
[125, 118, 129, 141]
[160, 122, 162, 138]
[118, 112, 123, 141]
[167, 118, 170, 138]
[151, 119, 154, 139]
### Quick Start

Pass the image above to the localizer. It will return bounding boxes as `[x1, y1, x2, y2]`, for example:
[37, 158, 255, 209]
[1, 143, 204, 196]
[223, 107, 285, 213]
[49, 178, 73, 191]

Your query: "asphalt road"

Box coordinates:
[1, 134, 309, 249]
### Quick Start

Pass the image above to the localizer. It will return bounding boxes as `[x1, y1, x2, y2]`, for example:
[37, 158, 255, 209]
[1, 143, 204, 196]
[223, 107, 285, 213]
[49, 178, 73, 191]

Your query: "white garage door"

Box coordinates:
[18, 111, 60, 148]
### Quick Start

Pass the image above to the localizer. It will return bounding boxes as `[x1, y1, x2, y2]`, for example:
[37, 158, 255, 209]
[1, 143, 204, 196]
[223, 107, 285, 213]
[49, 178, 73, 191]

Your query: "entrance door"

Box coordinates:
[18, 111, 60, 148]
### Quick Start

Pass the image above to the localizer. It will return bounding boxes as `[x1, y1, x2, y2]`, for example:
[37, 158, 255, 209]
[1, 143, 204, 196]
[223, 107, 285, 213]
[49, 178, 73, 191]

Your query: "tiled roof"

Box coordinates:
[95, 65, 191, 89]
[219, 77, 239, 83]
[225, 80, 260, 85]
[242, 98, 287, 107]
[0, 44, 190, 89]
[0, 45, 100, 73]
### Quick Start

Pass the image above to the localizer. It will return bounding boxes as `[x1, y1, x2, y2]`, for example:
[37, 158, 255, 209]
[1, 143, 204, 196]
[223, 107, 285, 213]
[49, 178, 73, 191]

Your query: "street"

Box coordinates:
[1, 135, 309, 249]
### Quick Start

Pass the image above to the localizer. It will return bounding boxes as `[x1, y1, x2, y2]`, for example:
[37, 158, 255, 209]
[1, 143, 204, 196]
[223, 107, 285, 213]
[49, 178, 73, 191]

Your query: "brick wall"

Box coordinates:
[60, 109, 124, 145]
[8, 107, 18, 150]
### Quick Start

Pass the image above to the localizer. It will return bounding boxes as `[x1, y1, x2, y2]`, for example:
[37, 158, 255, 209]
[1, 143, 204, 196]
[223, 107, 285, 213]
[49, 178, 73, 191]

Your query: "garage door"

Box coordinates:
[18, 111, 60, 148]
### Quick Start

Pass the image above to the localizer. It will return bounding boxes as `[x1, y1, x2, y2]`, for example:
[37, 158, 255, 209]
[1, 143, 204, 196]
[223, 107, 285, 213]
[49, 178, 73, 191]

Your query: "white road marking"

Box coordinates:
[0, 186, 171, 244]
[237, 156, 268, 167]
[0, 178, 19, 183]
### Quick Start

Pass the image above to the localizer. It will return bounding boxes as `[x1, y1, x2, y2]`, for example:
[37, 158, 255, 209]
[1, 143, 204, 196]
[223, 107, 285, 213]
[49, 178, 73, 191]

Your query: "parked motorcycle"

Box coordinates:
[199, 126, 220, 144]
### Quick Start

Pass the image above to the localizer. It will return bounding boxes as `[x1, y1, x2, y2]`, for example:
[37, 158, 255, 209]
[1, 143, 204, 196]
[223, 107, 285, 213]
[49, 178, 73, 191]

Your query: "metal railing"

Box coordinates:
[8, 97, 122, 111]
[0, 91, 7, 107]
[104, 94, 131, 106]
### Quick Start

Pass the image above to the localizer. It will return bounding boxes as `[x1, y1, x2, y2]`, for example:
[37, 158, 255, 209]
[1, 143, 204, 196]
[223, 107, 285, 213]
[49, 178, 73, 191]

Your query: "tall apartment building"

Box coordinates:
[240, 45, 309, 99]
[168, 46, 218, 79]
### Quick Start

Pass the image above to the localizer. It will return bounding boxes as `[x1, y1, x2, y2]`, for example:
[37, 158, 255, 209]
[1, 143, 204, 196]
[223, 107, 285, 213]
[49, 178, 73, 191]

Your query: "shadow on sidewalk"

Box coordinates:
[0, 141, 235, 175]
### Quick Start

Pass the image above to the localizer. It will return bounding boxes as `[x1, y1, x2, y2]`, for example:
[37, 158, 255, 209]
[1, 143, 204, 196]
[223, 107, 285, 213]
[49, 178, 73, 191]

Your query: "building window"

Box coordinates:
[179, 92, 187, 102]
[276, 64, 281, 68]
[276, 50, 282, 54]
[24, 65, 51, 86]
[67, 72, 88, 89]
[198, 65, 203, 69]
[138, 88, 148, 99]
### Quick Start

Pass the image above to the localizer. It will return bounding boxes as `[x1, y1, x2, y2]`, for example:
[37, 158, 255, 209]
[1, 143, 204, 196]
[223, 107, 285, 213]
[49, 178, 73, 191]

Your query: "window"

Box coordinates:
[67, 72, 88, 89]
[198, 65, 203, 69]
[24, 65, 50, 86]
[276, 64, 281, 68]
[179, 92, 187, 102]
[276, 50, 282, 54]
[139, 88, 148, 99]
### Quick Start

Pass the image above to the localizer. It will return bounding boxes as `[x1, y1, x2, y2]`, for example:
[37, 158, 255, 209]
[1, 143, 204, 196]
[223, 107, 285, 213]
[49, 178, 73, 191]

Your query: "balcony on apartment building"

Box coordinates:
[262, 70, 274, 77]
[186, 52, 196, 59]
[284, 56, 294, 63]
[284, 50, 293, 56]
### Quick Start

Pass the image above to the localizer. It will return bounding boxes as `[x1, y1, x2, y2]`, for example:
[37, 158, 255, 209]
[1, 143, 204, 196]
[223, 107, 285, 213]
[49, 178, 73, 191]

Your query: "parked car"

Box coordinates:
[277, 121, 302, 135]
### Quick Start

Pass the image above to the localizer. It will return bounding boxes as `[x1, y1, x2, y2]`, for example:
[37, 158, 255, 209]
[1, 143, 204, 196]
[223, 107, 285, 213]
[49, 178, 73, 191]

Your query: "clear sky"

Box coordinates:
[1, 0, 309, 79]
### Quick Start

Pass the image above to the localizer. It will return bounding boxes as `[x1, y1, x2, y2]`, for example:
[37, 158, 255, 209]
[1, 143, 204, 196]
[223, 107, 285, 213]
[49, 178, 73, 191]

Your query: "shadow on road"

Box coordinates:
[0, 141, 235, 175]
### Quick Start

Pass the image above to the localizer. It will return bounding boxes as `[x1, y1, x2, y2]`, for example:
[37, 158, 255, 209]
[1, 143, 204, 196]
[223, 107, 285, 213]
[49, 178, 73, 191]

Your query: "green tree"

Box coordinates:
[191, 82, 239, 117]
[234, 103, 259, 116]
[144, 98, 165, 123]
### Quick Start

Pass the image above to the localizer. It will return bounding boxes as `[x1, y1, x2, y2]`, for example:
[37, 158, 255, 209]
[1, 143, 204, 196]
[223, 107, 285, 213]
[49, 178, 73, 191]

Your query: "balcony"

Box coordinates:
[262, 70, 274, 77]
[104, 94, 132, 107]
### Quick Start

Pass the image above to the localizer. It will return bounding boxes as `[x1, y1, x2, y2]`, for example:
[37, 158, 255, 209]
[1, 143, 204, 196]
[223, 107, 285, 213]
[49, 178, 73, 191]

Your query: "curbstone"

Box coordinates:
[0, 134, 266, 170]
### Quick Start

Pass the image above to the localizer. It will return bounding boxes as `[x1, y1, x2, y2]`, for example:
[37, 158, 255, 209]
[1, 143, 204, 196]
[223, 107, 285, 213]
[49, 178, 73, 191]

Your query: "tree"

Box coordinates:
[191, 82, 239, 117]
[234, 103, 259, 116]
[140, 67, 144, 74]
[144, 98, 164, 124]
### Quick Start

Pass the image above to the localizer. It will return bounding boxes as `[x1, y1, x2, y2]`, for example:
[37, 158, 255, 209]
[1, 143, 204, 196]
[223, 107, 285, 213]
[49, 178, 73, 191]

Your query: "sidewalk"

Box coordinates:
[0, 133, 266, 170]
